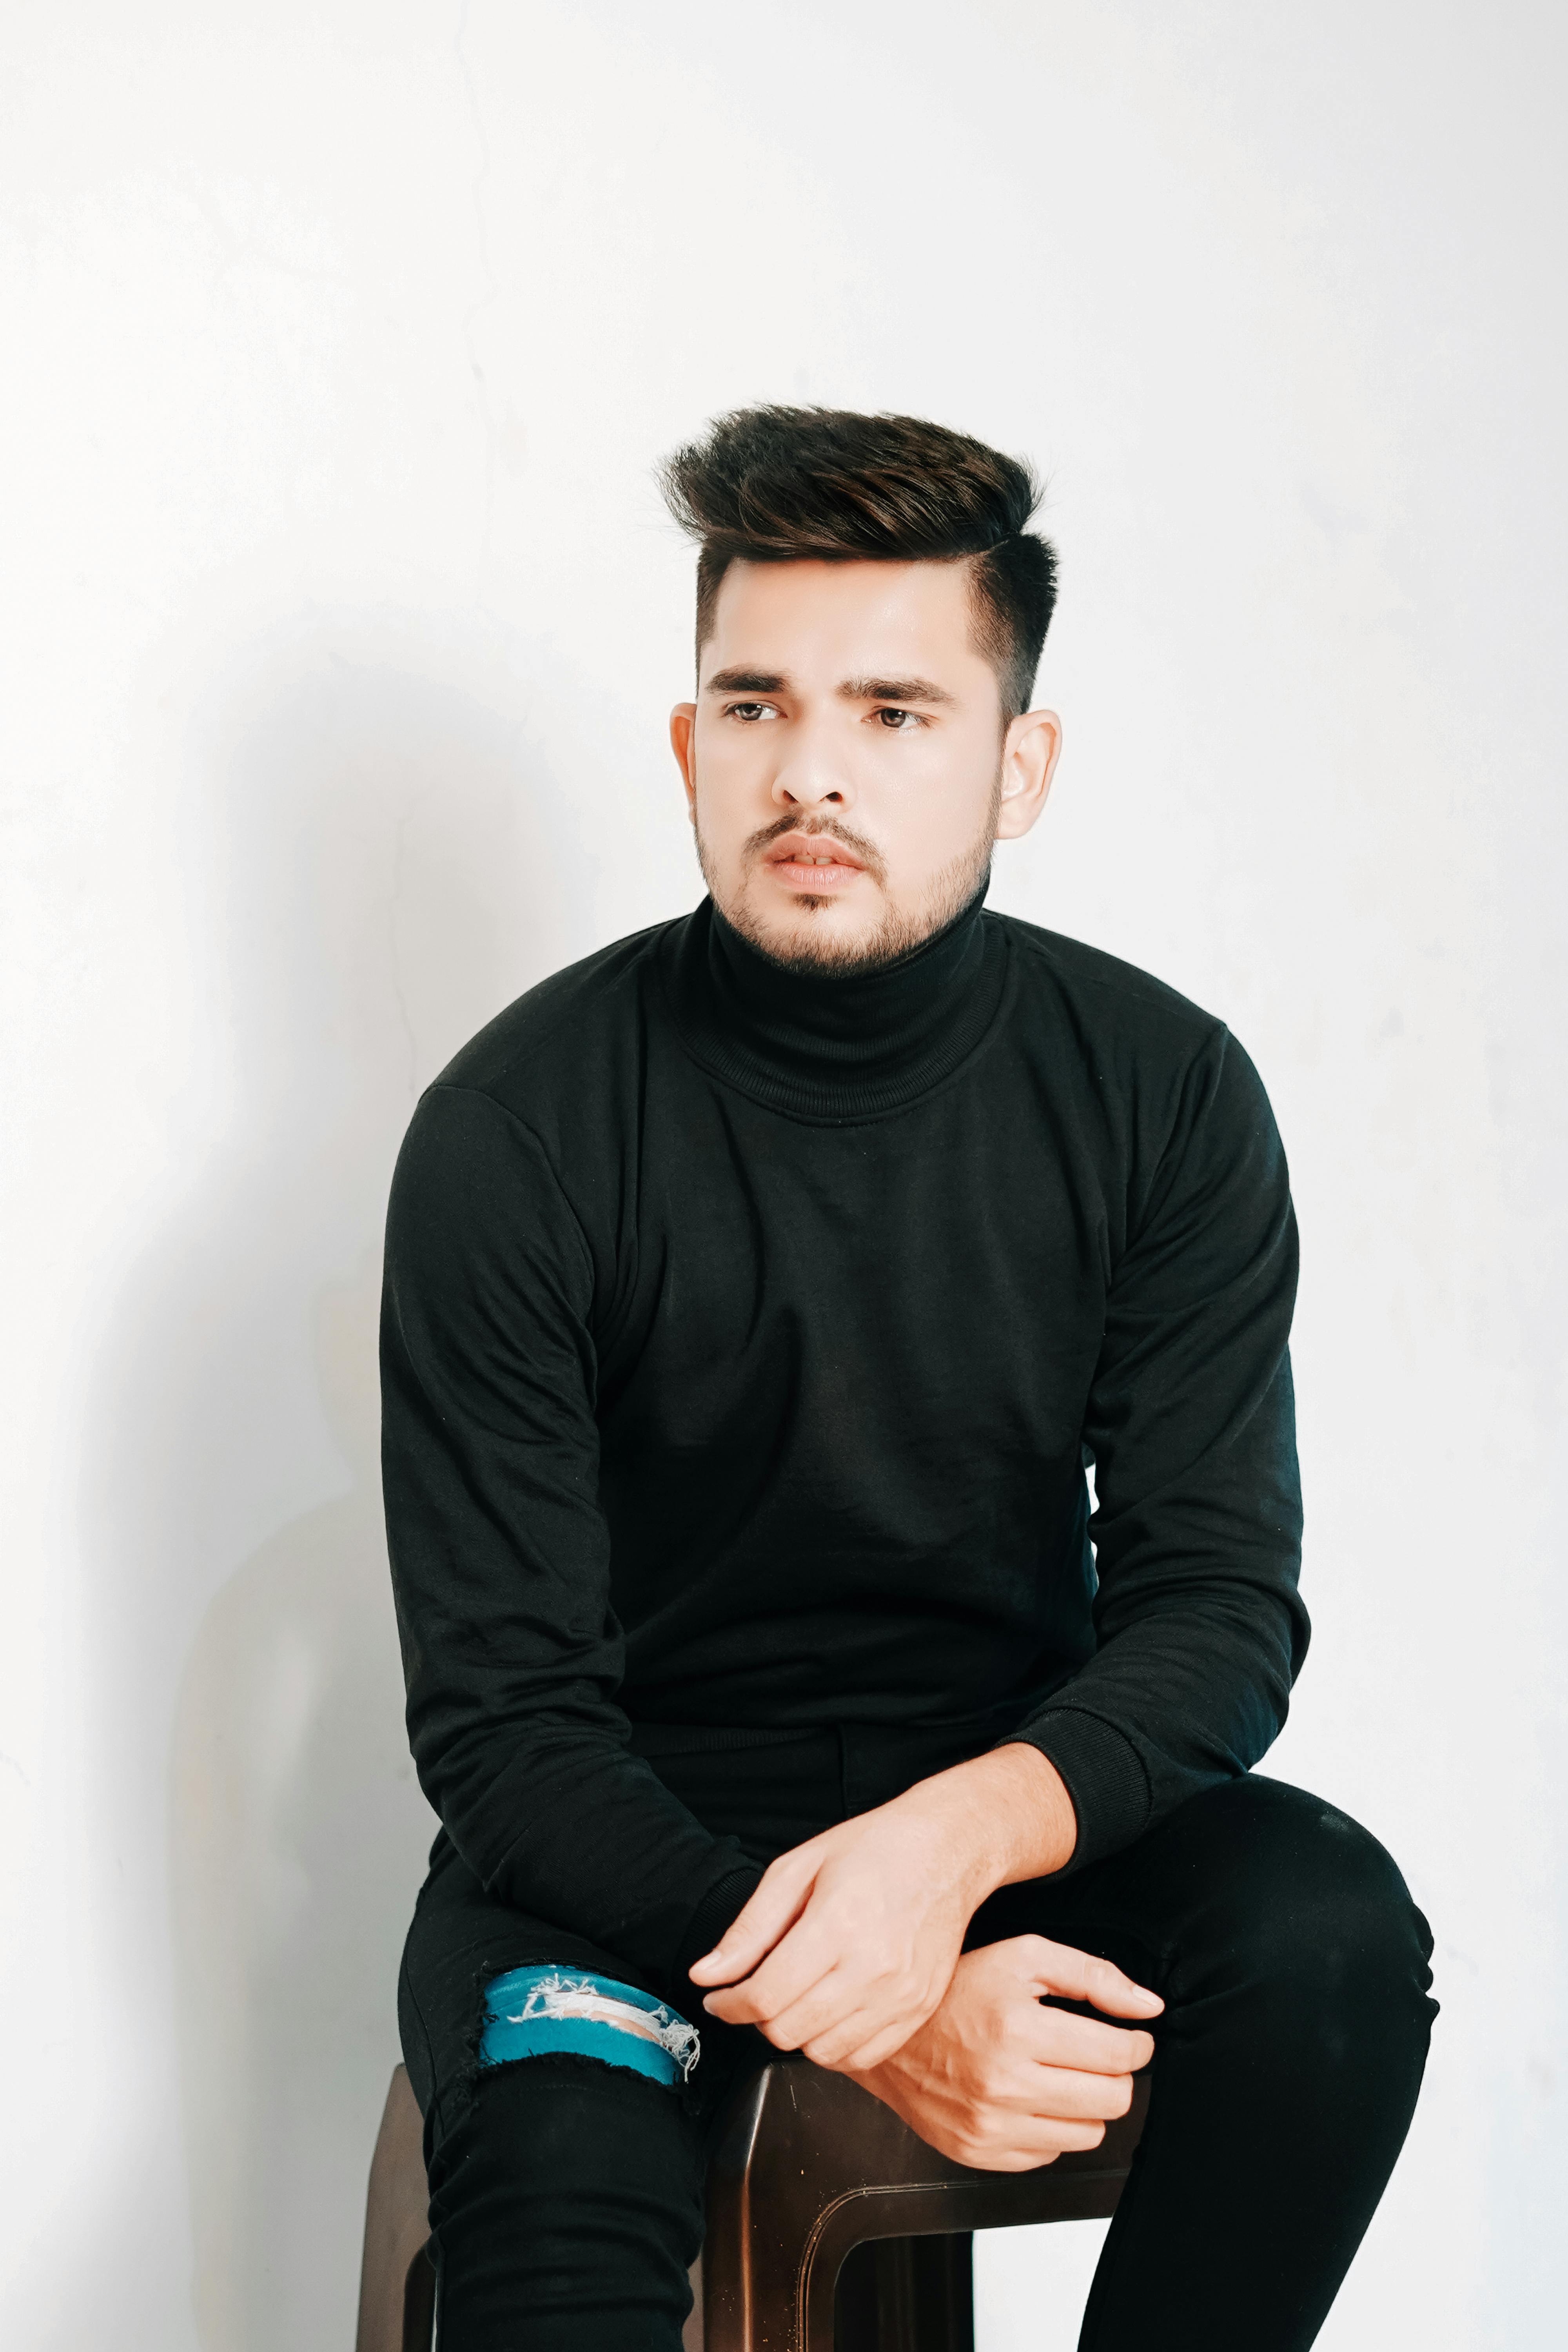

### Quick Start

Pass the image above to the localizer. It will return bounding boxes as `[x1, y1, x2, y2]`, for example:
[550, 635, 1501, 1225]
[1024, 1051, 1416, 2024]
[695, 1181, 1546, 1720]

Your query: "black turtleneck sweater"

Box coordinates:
[381, 896, 1307, 1996]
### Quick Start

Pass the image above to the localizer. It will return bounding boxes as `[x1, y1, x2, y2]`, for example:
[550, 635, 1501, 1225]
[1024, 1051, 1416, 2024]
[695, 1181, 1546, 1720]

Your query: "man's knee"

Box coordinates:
[1178, 1778, 1436, 2047]
[478, 1964, 703, 2089]
[428, 1962, 708, 2252]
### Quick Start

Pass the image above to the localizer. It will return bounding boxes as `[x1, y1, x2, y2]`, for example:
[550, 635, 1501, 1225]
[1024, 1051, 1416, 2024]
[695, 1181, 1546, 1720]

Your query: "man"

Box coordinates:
[384, 407, 1434, 2350]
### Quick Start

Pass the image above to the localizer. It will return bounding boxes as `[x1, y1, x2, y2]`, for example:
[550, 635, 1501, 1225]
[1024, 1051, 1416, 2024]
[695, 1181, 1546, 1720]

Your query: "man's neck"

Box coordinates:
[660, 887, 1005, 1123]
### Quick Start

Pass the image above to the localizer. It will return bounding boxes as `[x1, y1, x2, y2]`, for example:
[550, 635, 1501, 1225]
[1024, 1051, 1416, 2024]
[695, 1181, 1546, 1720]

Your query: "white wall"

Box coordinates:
[2, 5, 1563, 2346]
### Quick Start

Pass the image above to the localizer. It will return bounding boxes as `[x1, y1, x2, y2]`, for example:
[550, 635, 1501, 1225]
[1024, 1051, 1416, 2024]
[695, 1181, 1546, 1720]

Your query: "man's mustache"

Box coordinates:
[741, 814, 888, 886]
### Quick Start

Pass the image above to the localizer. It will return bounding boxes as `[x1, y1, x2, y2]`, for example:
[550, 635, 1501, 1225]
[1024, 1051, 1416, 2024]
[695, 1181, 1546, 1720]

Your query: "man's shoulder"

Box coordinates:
[992, 911, 1224, 1055]
[991, 913, 1281, 1159]
[434, 915, 681, 1104]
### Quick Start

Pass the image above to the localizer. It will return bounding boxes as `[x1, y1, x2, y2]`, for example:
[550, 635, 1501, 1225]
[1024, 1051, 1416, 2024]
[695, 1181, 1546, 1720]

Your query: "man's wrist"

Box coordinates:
[985, 1741, 1077, 1886]
[949, 1750, 1072, 1891]
[904, 1743, 1078, 1907]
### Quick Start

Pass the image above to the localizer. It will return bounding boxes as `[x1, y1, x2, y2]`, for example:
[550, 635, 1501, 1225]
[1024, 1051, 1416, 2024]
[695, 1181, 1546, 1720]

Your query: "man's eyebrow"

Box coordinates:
[837, 675, 956, 707]
[705, 667, 790, 694]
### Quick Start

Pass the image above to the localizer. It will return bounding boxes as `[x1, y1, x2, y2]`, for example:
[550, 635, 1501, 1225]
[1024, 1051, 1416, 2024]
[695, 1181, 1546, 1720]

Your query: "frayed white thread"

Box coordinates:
[502, 1973, 701, 2080]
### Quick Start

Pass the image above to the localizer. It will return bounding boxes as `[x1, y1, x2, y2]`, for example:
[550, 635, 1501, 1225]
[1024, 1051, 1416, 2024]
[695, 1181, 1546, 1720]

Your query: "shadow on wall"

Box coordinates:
[147, 633, 580, 2351]
[171, 1252, 417, 2352]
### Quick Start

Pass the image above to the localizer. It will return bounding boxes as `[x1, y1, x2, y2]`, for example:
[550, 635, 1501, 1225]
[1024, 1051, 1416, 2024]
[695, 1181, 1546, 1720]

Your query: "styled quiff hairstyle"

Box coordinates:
[659, 406, 1058, 720]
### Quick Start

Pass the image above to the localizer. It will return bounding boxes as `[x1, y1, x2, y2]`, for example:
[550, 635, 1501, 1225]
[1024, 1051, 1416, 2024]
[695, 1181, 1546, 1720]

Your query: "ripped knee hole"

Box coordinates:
[478, 1965, 701, 2089]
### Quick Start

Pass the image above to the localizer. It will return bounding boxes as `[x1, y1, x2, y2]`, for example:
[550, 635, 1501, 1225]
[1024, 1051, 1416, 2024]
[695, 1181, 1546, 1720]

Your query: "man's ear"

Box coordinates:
[995, 707, 1062, 841]
[670, 703, 698, 823]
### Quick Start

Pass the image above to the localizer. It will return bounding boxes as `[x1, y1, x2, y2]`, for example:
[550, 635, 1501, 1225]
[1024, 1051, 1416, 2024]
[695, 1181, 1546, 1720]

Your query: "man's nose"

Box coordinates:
[769, 728, 855, 811]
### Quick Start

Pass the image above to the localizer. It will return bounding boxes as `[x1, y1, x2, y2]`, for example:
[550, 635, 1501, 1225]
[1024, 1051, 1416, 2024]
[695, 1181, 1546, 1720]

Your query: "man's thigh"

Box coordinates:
[966, 1771, 1434, 2008]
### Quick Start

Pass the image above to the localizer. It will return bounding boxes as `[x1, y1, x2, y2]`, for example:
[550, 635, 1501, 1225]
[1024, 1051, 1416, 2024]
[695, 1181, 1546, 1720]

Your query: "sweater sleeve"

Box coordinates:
[381, 1082, 760, 2000]
[1011, 1027, 1309, 1869]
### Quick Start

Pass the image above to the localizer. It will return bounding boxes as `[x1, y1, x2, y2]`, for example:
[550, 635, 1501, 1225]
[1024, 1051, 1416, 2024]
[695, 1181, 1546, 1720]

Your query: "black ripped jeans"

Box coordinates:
[399, 1739, 1436, 2352]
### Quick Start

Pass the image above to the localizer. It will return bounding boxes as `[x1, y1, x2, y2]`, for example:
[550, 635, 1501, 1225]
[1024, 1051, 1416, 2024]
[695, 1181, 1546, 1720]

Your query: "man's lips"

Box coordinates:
[764, 833, 868, 889]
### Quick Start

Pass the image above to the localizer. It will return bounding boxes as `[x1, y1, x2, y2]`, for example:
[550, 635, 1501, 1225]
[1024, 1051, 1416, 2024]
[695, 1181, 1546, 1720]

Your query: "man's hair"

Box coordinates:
[659, 406, 1058, 720]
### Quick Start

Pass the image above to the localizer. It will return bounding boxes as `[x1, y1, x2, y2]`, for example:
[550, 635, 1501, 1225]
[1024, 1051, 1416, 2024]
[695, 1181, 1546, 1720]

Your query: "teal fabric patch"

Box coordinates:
[479, 1965, 701, 2089]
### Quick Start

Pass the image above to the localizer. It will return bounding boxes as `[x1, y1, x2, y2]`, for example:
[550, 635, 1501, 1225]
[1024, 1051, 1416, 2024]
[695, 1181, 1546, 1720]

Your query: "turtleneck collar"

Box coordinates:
[661, 884, 1008, 1123]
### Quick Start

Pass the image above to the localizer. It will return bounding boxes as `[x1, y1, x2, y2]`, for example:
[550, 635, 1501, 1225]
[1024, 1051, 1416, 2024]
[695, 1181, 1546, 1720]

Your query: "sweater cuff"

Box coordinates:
[670, 1862, 765, 2002]
[1009, 1707, 1152, 1873]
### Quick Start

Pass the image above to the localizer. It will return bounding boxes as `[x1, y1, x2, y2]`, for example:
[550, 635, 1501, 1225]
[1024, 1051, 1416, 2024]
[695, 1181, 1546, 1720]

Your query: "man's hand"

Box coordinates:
[688, 1744, 1078, 2071]
[848, 1935, 1161, 2172]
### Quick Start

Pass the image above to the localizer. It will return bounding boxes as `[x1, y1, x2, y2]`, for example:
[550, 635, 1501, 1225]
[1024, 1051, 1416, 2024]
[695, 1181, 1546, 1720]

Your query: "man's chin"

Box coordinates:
[728, 903, 874, 975]
[721, 889, 930, 978]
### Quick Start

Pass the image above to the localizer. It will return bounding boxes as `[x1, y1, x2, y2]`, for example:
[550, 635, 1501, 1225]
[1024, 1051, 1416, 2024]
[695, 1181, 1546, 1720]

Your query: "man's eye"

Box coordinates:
[725, 701, 779, 722]
[874, 707, 924, 730]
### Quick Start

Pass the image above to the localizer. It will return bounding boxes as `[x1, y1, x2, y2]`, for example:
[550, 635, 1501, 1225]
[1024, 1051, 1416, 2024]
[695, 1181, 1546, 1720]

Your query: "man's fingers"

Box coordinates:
[699, 1947, 827, 2027]
[1016, 2003, 1157, 2078]
[799, 2000, 892, 2070]
[839, 2038, 1137, 2123]
[706, 1940, 902, 2054]
[1017, 1936, 1163, 2020]
[697, 1900, 847, 2018]
[687, 1853, 818, 1988]
[1013, 2064, 1137, 2123]
[875, 2099, 1109, 2174]
[758, 1969, 880, 2056]
[953, 2117, 1108, 2173]
[814, 2011, 928, 2073]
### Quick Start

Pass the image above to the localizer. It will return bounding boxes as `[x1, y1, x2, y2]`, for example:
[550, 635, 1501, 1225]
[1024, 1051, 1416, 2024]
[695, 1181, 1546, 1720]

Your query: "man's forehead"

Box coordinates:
[702, 555, 987, 686]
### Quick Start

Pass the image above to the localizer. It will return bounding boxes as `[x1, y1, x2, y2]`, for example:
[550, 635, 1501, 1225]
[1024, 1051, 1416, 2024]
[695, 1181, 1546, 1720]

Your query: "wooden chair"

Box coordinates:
[354, 2067, 436, 2352]
[356, 2056, 1147, 2351]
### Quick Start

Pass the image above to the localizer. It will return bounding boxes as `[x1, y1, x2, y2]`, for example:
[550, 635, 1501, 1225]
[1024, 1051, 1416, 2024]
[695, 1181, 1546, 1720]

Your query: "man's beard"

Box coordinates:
[696, 777, 1000, 978]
